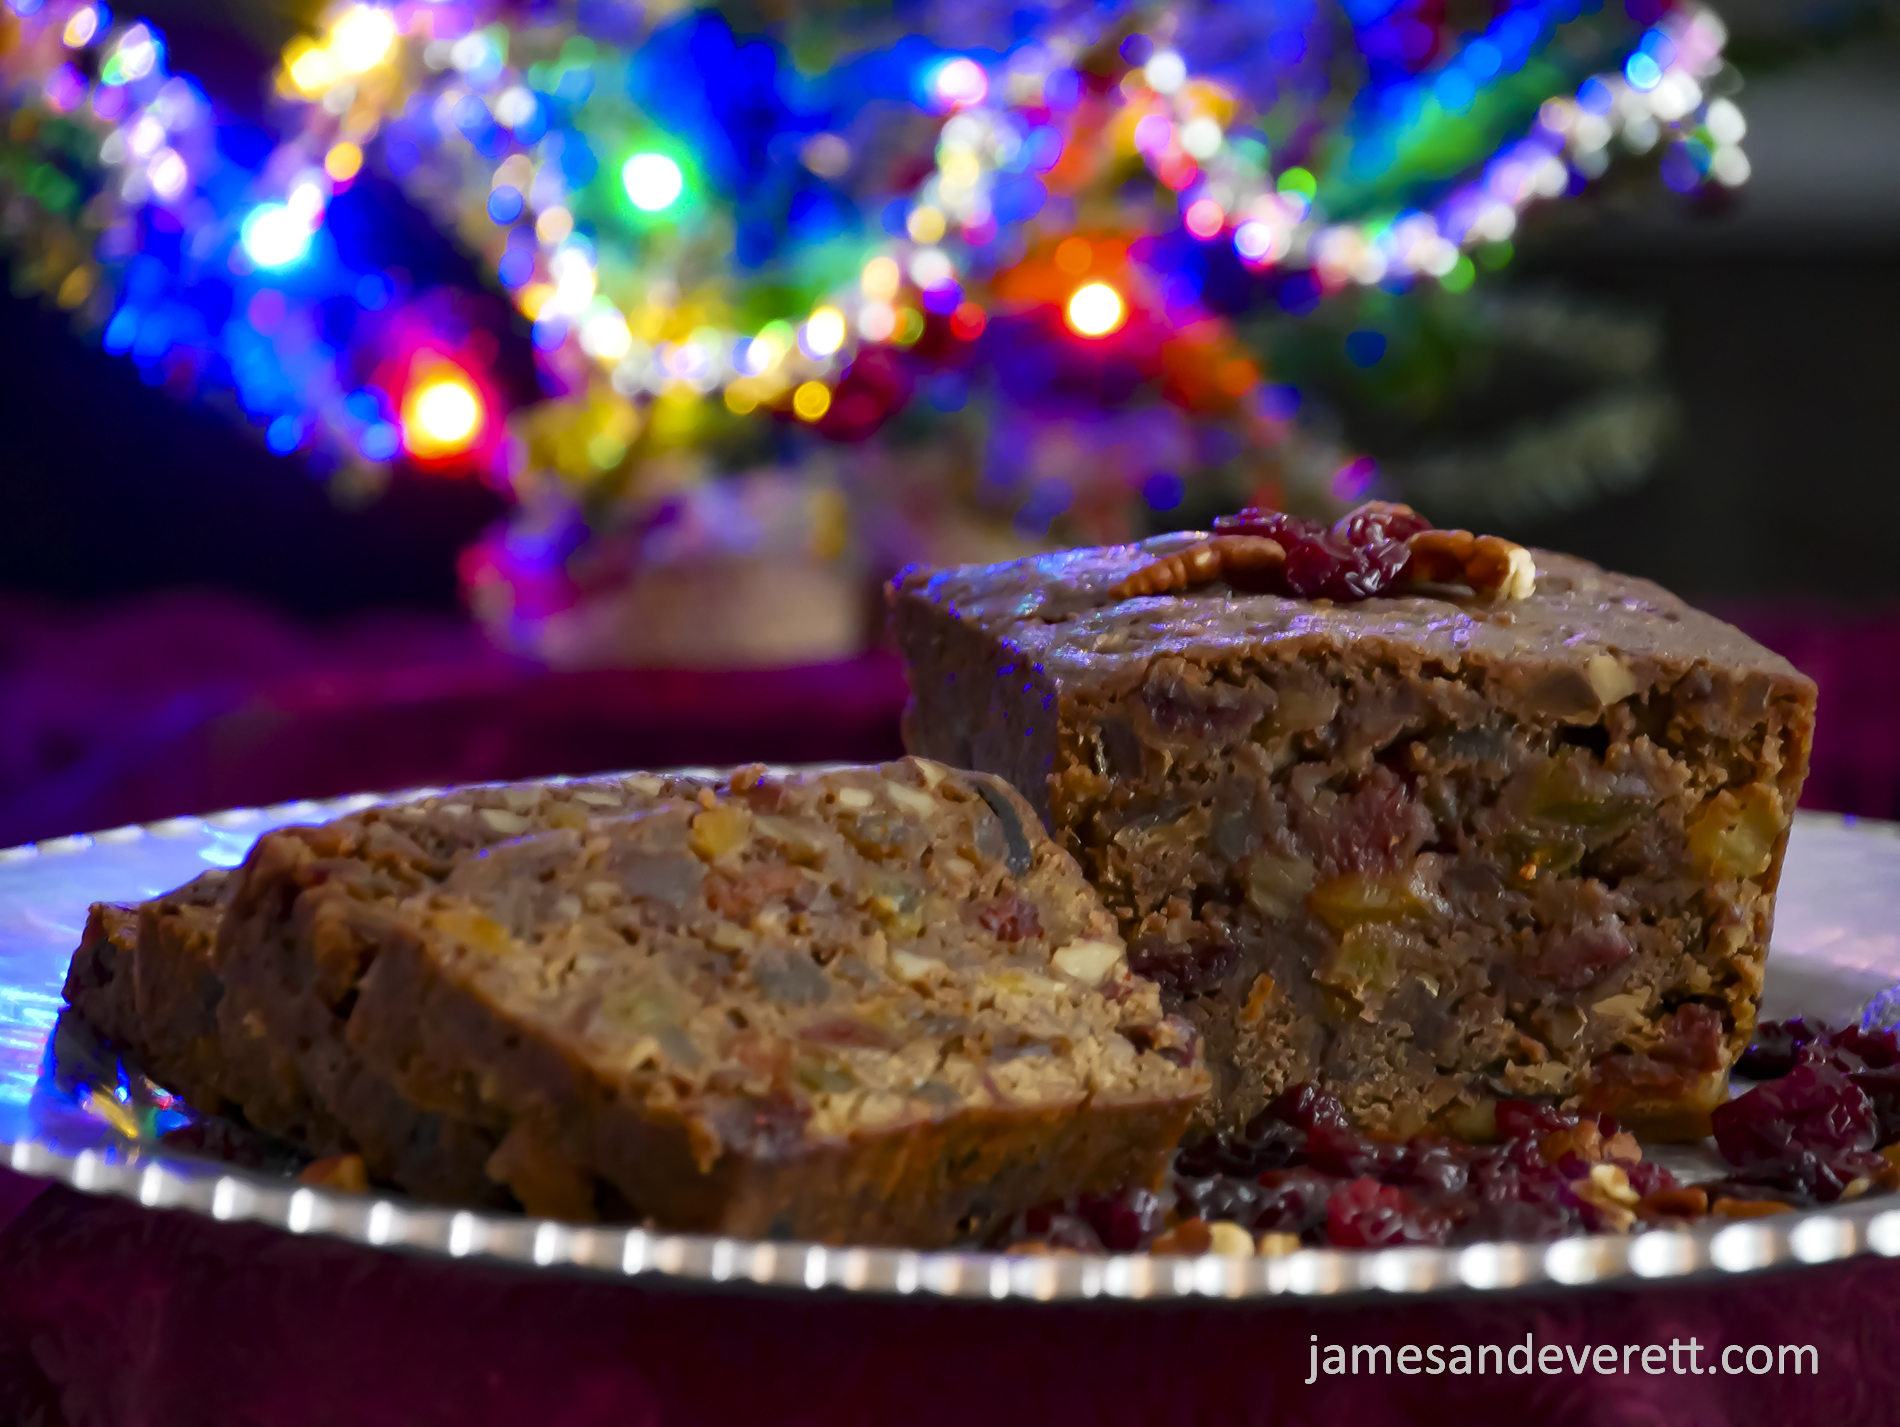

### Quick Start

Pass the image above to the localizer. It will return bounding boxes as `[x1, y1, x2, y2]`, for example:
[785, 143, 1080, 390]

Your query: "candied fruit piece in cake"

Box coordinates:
[890, 530, 1814, 1140]
[332, 760, 1204, 1244]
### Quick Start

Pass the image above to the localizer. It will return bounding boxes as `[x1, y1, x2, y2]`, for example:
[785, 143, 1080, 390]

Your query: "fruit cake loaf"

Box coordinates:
[62, 900, 143, 1051]
[340, 760, 1203, 1243]
[210, 772, 709, 1200]
[62, 871, 231, 1106]
[889, 515, 1815, 1140]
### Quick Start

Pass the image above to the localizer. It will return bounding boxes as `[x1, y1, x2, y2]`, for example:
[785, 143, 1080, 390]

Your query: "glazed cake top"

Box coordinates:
[895, 536, 1810, 703]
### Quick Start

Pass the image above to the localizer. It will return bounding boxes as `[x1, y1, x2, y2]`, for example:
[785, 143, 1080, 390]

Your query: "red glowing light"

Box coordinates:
[398, 355, 487, 461]
[1156, 154, 1200, 191]
[949, 302, 988, 341]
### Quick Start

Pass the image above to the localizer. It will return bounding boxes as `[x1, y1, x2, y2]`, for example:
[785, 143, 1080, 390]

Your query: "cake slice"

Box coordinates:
[209, 773, 707, 1200]
[890, 524, 1816, 1140]
[62, 871, 231, 1102]
[339, 761, 1202, 1243]
[60, 779, 704, 1196]
[132, 870, 235, 1112]
[204, 760, 1203, 1238]
[62, 900, 143, 1054]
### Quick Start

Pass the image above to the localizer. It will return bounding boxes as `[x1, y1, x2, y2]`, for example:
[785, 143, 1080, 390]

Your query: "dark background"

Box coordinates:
[3, 2, 1897, 614]
[1, 4, 1896, 845]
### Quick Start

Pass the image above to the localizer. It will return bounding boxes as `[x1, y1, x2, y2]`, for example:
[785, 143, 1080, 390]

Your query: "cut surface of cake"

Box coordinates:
[176, 759, 1202, 1240]
[208, 771, 717, 1201]
[891, 528, 1815, 1140]
[340, 761, 1203, 1243]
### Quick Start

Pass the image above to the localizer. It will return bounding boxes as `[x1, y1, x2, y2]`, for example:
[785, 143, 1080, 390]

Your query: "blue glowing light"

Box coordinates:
[1624, 51, 1662, 90]
[496, 247, 534, 288]
[1434, 69, 1476, 114]
[239, 203, 312, 268]
[356, 273, 391, 310]
[1345, 329, 1388, 367]
[266, 414, 302, 453]
[361, 421, 400, 460]
[1142, 471, 1184, 510]
[102, 306, 139, 353]
[488, 186, 524, 224]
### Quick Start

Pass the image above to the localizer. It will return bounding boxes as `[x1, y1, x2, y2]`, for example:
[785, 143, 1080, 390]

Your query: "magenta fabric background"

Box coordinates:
[0, 591, 908, 847]
[2, 590, 1895, 846]
[2, 1168, 1898, 1427]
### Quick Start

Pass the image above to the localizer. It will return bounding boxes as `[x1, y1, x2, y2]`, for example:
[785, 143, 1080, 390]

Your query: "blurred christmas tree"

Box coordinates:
[0, 0, 1745, 665]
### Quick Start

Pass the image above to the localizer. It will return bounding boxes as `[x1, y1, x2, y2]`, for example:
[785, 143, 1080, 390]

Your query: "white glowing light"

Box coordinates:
[403, 373, 484, 458]
[288, 45, 337, 95]
[62, 7, 100, 47]
[287, 179, 327, 225]
[801, 306, 848, 358]
[127, 115, 165, 159]
[1143, 50, 1187, 95]
[330, 7, 397, 75]
[116, 27, 157, 81]
[1705, 97, 1746, 146]
[579, 303, 634, 362]
[1066, 282, 1125, 338]
[1233, 220, 1275, 261]
[148, 148, 188, 200]
[1180, 116, 1223, 160]
[544, 246, 598, 317]
[931, 57, 989, 111]
[738, 335, 779, 375]
[495, 86, 537, 129]
[1710, 145, 1750, 187]
[908, 248, 954, 290]
[450, 32, 495, 74]
[857, 302, 896, 342]
[240, 204, 313, 269]
[621, 153, 684, 212]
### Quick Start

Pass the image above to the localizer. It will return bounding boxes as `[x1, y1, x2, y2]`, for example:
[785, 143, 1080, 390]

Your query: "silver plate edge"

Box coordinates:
[4, 792, 1899, 1304]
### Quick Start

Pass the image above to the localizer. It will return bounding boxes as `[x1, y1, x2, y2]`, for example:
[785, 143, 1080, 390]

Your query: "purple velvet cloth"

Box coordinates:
[1, 1165, 1894, 1426]
[1, 591, 1894, 846]
[0, 590, 907, 846]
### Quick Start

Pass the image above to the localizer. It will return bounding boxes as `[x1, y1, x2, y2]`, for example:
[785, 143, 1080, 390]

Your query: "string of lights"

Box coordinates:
[0, 0, 1744, 508]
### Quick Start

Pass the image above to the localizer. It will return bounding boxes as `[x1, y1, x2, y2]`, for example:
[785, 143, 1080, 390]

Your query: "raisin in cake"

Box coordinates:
[890, 535, 1815, 1140]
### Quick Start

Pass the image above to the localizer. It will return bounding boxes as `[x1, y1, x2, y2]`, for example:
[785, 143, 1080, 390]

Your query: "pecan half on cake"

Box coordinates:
[889, 512, 1815, 1140]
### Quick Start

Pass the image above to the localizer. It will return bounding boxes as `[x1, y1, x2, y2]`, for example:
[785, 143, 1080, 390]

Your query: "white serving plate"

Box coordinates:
[4, 783, 1898, 1302]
